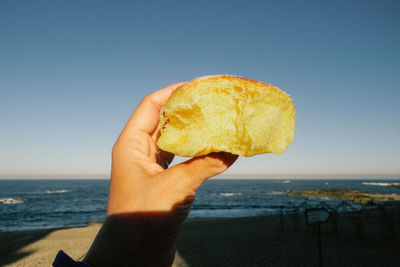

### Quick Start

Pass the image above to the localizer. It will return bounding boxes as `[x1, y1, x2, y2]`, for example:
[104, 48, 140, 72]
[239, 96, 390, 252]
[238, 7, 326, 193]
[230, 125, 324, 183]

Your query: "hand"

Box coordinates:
[84, 82, 238, 266]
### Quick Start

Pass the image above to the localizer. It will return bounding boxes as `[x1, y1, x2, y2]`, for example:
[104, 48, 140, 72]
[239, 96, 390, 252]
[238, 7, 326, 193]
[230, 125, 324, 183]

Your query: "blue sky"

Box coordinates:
[1, 0, 399, 178]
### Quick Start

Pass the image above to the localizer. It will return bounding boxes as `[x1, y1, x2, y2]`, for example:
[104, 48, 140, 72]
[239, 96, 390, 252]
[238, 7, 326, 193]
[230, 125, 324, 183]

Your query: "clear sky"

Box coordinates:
[1, 0, 399, 179]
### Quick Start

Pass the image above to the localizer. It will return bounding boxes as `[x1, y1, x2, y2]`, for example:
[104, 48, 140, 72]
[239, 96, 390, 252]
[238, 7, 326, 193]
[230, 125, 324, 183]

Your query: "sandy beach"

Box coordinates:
[1, 214, 399, 267]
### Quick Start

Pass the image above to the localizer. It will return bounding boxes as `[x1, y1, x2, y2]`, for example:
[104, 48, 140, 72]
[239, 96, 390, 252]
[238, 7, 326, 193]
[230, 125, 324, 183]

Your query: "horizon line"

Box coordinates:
[0, 174, 399, 180]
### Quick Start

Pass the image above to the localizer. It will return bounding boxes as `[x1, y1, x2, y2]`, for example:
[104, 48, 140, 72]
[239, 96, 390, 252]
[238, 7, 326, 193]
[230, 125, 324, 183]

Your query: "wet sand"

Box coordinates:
[1, 214, 399, 266]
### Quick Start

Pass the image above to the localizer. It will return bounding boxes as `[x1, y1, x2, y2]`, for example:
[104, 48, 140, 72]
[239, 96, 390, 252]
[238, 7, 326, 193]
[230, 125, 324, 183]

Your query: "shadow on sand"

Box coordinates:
[175, 214, 400, 267]
[0, 228, 55, 266]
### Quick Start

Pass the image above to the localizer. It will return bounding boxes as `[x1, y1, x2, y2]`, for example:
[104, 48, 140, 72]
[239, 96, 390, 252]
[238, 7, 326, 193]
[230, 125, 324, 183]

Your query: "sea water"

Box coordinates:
[0, 179, 399, 232]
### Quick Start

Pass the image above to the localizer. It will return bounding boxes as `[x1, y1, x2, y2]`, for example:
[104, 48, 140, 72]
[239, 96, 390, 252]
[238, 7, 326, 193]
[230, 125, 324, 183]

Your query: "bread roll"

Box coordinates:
[157, 75, 295, 157]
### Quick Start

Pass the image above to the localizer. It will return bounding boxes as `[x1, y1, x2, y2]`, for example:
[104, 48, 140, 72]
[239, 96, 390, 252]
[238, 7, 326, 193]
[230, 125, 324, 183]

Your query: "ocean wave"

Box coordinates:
[219, 193, 243, 197]
[362, 182, 400, 187]
[45, 190, 70, 194]
[0, 198, 23, 204]
[267, 191, 286, 195]
[274, 180, 291, 184]
[193, 203, 275, 210]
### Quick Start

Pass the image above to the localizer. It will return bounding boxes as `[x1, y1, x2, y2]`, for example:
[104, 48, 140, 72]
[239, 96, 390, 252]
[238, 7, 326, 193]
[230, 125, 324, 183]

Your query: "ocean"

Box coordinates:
[1, 179, 399, 232]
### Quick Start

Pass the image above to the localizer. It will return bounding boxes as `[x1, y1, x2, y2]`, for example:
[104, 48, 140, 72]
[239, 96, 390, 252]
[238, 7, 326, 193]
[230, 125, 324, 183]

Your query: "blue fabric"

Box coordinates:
[53, 250, 91, 267]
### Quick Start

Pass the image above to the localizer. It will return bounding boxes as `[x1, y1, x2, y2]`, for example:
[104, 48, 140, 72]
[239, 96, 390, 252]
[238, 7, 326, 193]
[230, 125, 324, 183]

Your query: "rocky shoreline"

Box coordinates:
[285, 189, 400, 204]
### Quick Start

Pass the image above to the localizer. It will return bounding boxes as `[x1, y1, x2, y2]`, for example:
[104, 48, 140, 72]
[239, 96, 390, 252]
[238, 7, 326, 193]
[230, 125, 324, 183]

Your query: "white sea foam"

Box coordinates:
[45, 189, 70, 194]
[274, 180, 291, 184]
[220, 193, 243, 197]
[267, 191, 286, 195]
[0, 198, 23, 204]
[320, 196, 331, 200]
[362, 182, 400, 187]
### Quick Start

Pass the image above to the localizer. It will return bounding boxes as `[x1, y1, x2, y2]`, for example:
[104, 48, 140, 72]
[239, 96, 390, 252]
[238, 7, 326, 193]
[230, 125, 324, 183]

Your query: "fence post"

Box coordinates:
[351, 211, 363, 239]
[331, 212, 338, 237]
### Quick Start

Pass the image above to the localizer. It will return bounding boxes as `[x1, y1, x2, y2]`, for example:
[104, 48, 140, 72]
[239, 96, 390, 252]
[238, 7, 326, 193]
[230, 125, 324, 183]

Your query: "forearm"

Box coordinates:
[83, 205, 191, 267]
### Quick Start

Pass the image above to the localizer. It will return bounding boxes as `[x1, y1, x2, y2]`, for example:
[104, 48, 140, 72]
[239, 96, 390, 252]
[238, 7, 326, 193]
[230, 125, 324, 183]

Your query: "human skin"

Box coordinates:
[83, 83, 238, 266]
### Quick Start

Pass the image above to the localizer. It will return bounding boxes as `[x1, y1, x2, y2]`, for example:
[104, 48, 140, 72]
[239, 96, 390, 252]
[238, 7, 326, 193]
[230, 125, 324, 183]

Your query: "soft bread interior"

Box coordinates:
[157, 75, 295, 157]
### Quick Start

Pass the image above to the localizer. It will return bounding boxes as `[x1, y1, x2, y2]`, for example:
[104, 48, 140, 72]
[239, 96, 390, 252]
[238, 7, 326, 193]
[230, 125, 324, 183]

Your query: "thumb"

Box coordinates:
[161, 152, 238, 191]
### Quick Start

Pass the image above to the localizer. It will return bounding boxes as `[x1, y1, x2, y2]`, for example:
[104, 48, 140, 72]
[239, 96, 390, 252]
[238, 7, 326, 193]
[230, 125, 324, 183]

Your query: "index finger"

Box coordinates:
[119, 82, 186, 141]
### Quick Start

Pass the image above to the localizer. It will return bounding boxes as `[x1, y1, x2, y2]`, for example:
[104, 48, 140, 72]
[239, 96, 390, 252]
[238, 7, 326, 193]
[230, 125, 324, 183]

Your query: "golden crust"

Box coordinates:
[184, 74, 274, 91]
[157, 75, 295, 157]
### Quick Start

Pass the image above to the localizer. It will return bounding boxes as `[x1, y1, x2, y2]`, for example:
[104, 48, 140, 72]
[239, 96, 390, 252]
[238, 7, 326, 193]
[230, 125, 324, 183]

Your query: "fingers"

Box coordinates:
[161, 152, 238, 191]
[118, 82, 186, 143]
